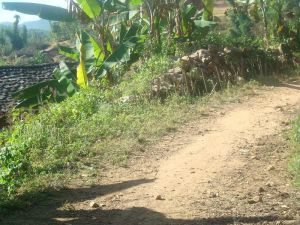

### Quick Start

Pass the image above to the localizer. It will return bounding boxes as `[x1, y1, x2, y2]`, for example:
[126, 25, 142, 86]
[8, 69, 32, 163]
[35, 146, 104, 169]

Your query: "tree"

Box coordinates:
[226, 0, 254, 37]
[0, 30, 6, 46]
[13, 15, 20, 34]
[21, 25, 27, 45]
[50, 21, 77, 41]
[6, 15, 24, 50]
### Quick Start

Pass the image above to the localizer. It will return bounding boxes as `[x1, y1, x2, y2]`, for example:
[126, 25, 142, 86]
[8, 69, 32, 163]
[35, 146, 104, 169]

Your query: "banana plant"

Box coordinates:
[2, 1, 143, 110]
[12, 22, 143, 108]
[12, 62, 78, 108]
[202, 0, 215, 21]
[2, 0, 215, 109]
[181, 2, 216, 38]
[76, 32, 91, 88]
[2, 1, 143, 81]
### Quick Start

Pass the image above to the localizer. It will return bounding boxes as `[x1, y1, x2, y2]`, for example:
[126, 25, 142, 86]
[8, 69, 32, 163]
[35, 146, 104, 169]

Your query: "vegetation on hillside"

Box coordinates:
[0, 0, 300, 212]
[290, 116, 300, 187]
[0, 54, 260, 213]
[0, 19, 52, 65]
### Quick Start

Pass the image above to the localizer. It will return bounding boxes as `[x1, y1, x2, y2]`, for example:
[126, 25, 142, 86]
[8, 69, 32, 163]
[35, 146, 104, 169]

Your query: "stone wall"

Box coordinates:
[151, 46, 292, 98]
[0, 64, 58, 113]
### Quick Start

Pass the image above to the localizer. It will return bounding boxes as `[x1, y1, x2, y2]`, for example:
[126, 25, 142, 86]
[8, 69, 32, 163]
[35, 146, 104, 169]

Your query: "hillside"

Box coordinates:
[22, 19, 51, 31]
[0, 19, 50, 31]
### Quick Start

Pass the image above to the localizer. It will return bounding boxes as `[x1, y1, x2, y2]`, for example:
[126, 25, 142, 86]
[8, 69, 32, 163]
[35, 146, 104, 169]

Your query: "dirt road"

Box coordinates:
[2, 81, 300, 225]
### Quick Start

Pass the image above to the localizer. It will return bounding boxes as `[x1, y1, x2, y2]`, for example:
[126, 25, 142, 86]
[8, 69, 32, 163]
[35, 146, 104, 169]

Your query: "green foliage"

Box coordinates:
[50, 22, 78, 42]
[180, 3, 217, 39]
[75, 0, 102, 19]
[12, 62, 78, 108]
[32, 52, 50, 64]
[6, 30, 24, 50]
[0, 26, 9, 56]
[0, 16, 35, 55]
[119, 55, 173, 96]
[0, 51, 261, 208]
[0, 144, 30, 196]
[226, 5, 254, 37]
[202, 0, 215, 21]
[225, 0, 300, 48]
[21, 25, 28, 45]
[2, 2, 73, 22]
[204, 31, 263, 48]
[14, 21, 144, 107]
[3, 0, 216, 47]
[0, 54, 171, 198]
[0, 59, 5, 66]
[290, 116, 300, 187]
[5, 15, 25, 50]
[1, 0, 299, 205]
[0, 32, 5, 46]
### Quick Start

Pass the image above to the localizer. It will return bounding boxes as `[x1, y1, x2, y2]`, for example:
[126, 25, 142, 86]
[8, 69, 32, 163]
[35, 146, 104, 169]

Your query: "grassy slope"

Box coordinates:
[0, 53, 268, 212]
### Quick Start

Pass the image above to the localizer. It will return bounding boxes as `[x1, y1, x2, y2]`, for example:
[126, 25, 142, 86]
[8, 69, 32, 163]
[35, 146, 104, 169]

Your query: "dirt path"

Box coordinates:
[2, 81, 300, 225]
[214, 0, 229, 17]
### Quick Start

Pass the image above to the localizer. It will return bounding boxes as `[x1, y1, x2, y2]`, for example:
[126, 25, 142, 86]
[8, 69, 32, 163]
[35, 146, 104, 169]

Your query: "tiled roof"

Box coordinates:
[0, 63, 58, 112]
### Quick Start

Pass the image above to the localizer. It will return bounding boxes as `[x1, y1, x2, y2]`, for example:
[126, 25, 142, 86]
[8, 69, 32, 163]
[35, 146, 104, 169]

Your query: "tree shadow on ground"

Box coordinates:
[3, 206, 290, 225]
[1, 178, 293, 225]
[275, 82, 300, 91]
[0, 178, 154, 224]
[50, 208, 290, 225]
[258, 76, 300, 91]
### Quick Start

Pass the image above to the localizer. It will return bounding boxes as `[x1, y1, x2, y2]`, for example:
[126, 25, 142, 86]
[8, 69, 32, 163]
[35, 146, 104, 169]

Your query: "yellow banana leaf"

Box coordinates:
[77, 43, 88, 88]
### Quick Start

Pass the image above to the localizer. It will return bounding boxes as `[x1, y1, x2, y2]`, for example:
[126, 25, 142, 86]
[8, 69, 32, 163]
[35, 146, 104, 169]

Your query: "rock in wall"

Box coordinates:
[151, 46, 292, 98]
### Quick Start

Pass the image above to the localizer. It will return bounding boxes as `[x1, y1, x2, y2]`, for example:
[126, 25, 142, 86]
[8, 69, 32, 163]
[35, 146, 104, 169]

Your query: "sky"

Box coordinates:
[0, 0, 67, 23]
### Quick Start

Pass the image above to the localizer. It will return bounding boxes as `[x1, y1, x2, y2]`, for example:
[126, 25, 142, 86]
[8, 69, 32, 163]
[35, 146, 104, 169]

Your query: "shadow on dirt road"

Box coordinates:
[2, 180, 291, 225]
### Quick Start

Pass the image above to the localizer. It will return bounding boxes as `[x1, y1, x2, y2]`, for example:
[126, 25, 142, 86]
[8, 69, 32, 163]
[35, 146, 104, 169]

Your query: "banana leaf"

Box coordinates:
[97, 22, 142, 77]
[75, 0, 102, 19]
[194, 20, 217, 28]
[12, 80, 58, 100]
[202, 0, 214, 21]
[12, 62, 78, 108]
[2, 2, 73, 22]
[58, 46, 80, 61]
[77, 53, 89, 88]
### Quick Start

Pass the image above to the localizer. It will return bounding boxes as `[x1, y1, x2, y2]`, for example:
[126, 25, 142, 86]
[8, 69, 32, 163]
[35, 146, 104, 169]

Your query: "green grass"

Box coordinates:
[0, 54, 260, 213]
[290, 117, 300, 187]
[0, 59, 6, 66]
